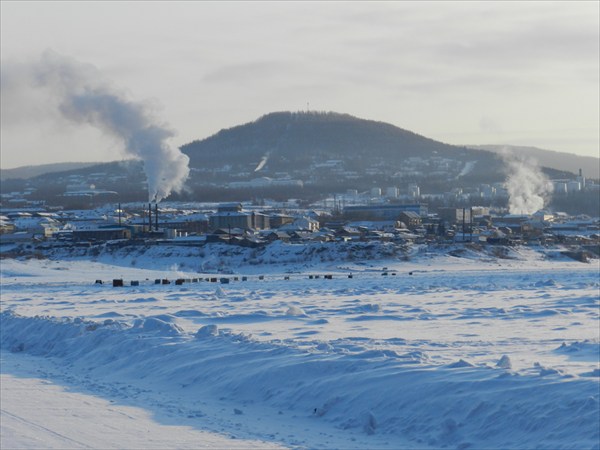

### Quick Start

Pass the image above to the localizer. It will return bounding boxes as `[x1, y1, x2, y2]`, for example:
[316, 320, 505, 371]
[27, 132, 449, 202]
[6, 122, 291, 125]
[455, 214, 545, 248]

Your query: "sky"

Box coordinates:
[1, 1, 598, 169]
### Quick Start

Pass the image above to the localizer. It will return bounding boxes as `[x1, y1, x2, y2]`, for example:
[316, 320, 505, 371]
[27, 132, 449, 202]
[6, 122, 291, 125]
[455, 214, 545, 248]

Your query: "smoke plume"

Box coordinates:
[2, 50, 189, 202]
[503, 151, 553, 215]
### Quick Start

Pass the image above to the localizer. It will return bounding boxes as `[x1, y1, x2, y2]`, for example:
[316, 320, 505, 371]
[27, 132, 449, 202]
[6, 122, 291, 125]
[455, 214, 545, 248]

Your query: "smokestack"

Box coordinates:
[155, 203, 158, 231]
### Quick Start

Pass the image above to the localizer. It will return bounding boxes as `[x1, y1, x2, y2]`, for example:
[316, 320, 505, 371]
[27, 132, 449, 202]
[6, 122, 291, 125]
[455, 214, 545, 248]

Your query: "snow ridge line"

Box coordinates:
[1, 311, 598, 449]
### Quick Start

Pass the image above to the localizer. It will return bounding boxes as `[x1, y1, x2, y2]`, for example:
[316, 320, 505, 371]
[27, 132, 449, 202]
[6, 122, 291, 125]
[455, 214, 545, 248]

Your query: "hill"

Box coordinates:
[0, 162, 103, 180]
[180, 111, 572, 194]
[2, 112, 583, 206]
[183, 111, 472, 168]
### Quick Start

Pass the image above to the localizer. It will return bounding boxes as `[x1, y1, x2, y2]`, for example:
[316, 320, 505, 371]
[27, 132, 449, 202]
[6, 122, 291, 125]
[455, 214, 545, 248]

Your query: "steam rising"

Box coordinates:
[503, 151, 553, 215]
[2, 50, 189, 202]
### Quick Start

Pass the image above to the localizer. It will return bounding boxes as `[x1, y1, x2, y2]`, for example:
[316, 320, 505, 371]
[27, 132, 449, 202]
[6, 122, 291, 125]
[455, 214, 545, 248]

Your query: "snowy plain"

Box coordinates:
[1, 242, 599, 449]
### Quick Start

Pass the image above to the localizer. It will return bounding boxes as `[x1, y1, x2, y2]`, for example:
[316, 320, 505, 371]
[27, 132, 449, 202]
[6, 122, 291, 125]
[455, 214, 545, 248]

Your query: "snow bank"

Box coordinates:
[1, 353, 281, 450]
[2, 311, 598, 449]
[15, 240, 406, 271]
[10, 240, 575, 274]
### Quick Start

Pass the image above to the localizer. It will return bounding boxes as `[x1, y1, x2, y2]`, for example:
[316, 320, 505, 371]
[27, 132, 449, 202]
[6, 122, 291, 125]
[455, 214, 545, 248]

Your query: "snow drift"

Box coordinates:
[2, 311, 598, 449]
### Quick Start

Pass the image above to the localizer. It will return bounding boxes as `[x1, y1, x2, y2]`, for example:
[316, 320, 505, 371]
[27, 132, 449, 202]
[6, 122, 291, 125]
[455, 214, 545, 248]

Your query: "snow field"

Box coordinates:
[1, 351, 283, 449]
[1, 249, 599, 449]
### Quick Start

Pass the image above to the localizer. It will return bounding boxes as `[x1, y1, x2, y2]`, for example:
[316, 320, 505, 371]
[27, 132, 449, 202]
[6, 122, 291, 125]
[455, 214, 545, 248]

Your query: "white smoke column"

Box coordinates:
[503, 151, 553, 215]
[7, 50, 189, 202]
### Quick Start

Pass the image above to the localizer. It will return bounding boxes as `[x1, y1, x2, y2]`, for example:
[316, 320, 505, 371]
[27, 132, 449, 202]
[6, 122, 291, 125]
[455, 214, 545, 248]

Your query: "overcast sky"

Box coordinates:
[1, 1, 598, 169]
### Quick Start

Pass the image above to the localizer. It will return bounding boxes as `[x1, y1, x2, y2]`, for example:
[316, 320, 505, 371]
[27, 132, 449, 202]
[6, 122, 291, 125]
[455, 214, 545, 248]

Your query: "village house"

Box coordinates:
[398, 211, 422, 230]
[278, 216, 320, 232]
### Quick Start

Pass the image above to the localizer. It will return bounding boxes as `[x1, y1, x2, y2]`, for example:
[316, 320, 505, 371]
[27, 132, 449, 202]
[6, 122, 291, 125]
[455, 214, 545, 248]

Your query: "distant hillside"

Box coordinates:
[2, 112, 584, 206]
[470, 145, 599, 179]
[1, 162, 103, 180]
[180, 111, 573, 191]
[182, 111, 481, 170]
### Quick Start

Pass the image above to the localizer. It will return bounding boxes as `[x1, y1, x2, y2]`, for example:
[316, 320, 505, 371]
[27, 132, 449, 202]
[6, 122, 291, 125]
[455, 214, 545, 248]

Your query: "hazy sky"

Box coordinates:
[1, 1, 598, 169]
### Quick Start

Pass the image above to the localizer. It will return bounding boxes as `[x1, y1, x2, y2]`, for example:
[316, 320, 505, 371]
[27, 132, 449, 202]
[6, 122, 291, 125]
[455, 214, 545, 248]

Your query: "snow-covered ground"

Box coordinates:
[1, 350, 283, 449]
[1, 244, 599, 449]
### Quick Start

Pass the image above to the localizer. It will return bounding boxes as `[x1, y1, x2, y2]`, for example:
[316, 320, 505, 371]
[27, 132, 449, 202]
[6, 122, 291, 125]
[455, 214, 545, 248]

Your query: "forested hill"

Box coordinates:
[180, 111, 490, 172]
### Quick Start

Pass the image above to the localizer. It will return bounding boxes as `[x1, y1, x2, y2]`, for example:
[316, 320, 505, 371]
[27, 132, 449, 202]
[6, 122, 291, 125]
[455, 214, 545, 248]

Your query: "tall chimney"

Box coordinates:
[155, 203, 158, 231]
